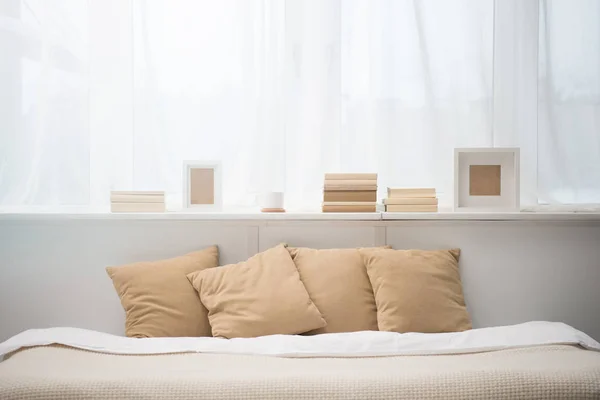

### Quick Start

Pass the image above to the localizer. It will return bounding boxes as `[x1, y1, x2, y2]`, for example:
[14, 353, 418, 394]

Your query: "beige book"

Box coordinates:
[324, 173, 377, 181]
[385, 204, 438, 213]
[324, 185, 378, 191]
[325, 179, 377, 186]
[111, 191, 165, 196]
[322, 205, 377, 212]
[323, 202, 377, 206]
[383, 197, 438, 205]
[387, 188, 436, 198]
[111, 202, 166, 213]
[110, 194, 165, 203]
[324, 191, 377, 202]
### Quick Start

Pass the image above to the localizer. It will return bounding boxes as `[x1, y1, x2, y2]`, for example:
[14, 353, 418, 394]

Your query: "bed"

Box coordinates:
[1, 321, 599, 400]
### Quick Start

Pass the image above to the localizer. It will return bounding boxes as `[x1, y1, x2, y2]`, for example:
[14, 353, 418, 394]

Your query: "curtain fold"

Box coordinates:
[0, 0, 89, 206]
[0, 0, 598, 210]
[538, 0, 600, 204]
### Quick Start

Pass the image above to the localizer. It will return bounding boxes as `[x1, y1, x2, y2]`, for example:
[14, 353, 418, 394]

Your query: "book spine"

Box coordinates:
[110, 195, 165, 203]
[323, 202, 377, 206]
[324, 173, 377, 181]
[385, 205, 438, 212]
[111, 203, 166, 213]
[324, 185, 378, 191]
[325, 180, 377, 186]
[322, 205, 377, 212]
[323, 191, 377, 202]
[387, 189, 436, 198]
[383, 197, 438, 205]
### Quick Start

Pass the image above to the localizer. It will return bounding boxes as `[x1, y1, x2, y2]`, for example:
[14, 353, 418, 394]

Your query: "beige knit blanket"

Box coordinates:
[1, 344, 599, 400]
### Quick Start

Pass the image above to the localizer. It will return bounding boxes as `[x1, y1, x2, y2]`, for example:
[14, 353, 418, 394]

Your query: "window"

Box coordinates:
[0, 0, 598, 211]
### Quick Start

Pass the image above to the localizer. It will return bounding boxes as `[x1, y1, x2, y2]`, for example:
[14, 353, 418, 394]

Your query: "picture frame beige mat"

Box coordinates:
[454, 148, 520, 212]
[183, 161, 222, 211]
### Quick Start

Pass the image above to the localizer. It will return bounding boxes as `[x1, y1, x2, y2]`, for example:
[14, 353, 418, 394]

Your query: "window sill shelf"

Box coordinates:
[0, 209, 599, 222]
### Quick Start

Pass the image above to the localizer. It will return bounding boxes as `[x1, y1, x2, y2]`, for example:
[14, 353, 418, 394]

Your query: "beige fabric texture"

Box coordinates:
[188, 244, 326, 338]
[1, 345, 600, 400]
[288, 246, 390, 334]
[106, 246, 219, 338]
[361, 248, 472, 333]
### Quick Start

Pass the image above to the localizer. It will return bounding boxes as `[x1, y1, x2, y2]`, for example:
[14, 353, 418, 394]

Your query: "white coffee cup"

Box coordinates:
[259, 192, 284, 210]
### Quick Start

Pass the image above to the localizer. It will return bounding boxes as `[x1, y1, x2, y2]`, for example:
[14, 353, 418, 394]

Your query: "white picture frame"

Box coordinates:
[182, 161, 222, 211]
[454, 148, 520, 212]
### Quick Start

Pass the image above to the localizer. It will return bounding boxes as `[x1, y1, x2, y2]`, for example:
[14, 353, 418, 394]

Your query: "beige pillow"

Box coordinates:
[188, 244, 326, 338]
[361, 248, 471, 333]
[288, 246, 390, 334]
[106, 246, 219, 338]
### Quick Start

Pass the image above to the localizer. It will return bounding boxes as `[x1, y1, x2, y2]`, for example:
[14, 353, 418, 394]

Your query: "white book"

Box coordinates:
[110, 194, 165, 203]
[111, 202, 165, 213]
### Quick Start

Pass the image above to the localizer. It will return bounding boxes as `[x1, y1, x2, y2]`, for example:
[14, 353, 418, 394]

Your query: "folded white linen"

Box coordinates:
[1, 321, 598, 359]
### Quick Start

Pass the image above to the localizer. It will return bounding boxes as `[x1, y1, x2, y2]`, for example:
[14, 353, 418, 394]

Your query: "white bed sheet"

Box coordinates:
[1, 321, 599, 358]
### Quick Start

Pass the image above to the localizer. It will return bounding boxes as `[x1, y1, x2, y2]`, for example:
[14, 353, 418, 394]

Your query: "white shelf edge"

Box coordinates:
[0, 210, 599, 221]
[381, 212, 600, 221]
[0, 212, 383, 221]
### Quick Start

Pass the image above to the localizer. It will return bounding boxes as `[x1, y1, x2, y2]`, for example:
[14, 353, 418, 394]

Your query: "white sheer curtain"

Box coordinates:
[131, 0, 287, 208]
[538, 0, 600, 204]
[0, 0, 89, 206]
[130, 0, 493, 209]
[0, 0, 598, 210]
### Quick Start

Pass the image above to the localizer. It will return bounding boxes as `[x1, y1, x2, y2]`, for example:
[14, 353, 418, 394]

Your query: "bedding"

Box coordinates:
[361, 247, 472, 333]
[1, 322, 599, 400]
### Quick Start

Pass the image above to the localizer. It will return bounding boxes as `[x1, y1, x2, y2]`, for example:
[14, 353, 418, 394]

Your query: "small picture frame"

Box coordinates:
[454, 148, 520, 212]
[183, 161, 222, 211]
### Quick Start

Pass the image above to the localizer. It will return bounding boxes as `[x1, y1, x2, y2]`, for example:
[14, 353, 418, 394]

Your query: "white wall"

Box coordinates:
[0, 217, 599, 341]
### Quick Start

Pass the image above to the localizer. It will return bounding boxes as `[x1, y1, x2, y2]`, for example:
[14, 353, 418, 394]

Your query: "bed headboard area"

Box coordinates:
[1, 217, 599, 341]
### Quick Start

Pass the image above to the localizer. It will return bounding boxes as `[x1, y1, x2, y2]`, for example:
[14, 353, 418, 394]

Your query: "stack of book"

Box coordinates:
[110, 191, 166, 213]
[384, 188, 438, 212]
[322, 173, 377, 212]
